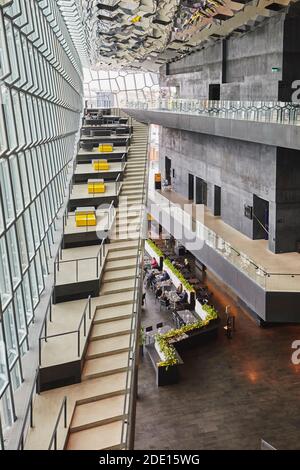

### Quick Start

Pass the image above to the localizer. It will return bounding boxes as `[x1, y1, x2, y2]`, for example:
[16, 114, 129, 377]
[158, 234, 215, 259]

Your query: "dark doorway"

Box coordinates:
[214, 185, 221, 216]
[195, 177, 207, 205]
[253, 195, 269, 240]
[208, 84, 221, 100]
[165, 157, 171, 185]
[188, 174, 194, 201]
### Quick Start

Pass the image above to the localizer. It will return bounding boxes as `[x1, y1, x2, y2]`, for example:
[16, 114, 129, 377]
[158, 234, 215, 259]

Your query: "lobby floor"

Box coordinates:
[135, 272, 300, 450]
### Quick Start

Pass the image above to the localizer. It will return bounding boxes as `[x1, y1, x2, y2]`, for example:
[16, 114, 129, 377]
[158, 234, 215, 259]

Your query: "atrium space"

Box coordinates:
[1, 0, 300, 458]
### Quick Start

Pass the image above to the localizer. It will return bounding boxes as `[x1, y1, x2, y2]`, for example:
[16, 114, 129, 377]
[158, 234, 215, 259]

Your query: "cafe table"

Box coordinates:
[176, 309, 199, 325]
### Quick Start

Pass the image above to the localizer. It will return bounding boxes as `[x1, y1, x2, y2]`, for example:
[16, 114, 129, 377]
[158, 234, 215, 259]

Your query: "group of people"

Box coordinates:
[145, 257, 189, 310]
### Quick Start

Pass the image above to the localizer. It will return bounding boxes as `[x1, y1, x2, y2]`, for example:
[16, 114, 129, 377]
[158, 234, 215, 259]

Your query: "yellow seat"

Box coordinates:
[93, 159, 110, 171]
[75, 208, 97, 227]
[99, 144, 113, 153]
[75, 213, 96, 227]
[88, 179, 106, 193]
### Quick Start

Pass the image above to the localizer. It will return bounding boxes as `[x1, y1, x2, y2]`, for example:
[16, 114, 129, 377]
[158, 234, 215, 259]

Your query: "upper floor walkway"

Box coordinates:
[125, 99, 300, 150]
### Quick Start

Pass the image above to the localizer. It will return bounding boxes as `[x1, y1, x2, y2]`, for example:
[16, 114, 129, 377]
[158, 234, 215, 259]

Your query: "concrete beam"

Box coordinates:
[124, 108, 300, 151]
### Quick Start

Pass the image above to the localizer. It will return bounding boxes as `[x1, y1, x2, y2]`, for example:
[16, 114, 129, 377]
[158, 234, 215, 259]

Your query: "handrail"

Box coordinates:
[154, 191, 300, 282]
[0, 414, 4, 450]
[62, 201, 116, 236]
[54, 238, 106, 284]
[48, 397, 67, 450]
[115, 172, 121, 194]
[38, 286, 54, 345]
[39, 296, 92, 365]
[120, 119, 149, 449]
[126, 99, 300, 126]
[17, 369, 39, 450]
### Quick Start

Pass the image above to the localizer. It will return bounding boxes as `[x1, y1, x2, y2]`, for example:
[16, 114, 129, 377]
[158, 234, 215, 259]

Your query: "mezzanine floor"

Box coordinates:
[135, 273, 300, 450]
[150, 189, 300, 291]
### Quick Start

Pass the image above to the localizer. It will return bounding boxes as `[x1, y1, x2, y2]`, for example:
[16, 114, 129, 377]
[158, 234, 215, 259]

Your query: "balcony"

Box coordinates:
[148, 188, 300, 323]
[124, 99, 300, 150]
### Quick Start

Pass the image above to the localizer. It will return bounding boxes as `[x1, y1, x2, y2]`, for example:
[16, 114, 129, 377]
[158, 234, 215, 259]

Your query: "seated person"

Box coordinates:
[183, 258, 191, 271]
[155, 286, 163, 299]
[176, 283, 183, 295]
[160, 292, 170, 307]
[158, 270, 170, 282]
[146, 271, 155, 288]
[178, 290, 188, 303]
[150, 257, 159, 269]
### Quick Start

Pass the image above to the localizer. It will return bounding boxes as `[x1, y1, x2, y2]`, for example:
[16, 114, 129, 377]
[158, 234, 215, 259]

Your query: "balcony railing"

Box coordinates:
[126, 99, 300, 126]
[54, 238, 106, 284]
[48, 397, 67, 450]
[38, 295, 92, 366]
[149, 190, 300, 292]
[120, 130, 149, 450]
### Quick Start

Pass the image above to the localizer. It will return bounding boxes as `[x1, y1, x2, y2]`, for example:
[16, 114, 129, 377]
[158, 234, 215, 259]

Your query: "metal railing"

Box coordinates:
[0, 414, 4, 450]
[126, 99, 300, 126]
[39, 295, 92, 366]
[38, 287, 54, 352]
[115, 172, 121, 195]
[120, 123, 149, 450]
[48, 396, 67, 450]
[54, 237, 106, 285]
[62, 200, 116, 236]
[17, 369, 39, 450]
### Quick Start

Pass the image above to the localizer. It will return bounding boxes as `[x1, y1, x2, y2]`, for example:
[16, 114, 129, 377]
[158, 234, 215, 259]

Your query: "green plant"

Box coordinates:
[147, 239, 164, 258]
[202, 303, 218, 321]
[164, 258, 195, 292]
[155, 315, 217, 369]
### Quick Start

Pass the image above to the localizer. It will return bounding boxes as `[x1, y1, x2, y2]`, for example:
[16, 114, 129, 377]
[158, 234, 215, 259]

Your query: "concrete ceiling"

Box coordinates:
[81, 0, 298, 72]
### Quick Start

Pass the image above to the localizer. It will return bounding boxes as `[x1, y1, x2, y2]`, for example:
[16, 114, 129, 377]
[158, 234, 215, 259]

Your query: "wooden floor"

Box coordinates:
[135, 275, 300, 450]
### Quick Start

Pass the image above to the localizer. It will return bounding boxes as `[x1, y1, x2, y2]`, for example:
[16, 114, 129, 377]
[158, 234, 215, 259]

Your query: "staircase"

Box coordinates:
[65, 119, 148, 450]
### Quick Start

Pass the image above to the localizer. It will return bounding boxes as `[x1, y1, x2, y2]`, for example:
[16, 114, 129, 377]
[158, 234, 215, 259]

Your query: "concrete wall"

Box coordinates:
[159, 127, 277, 244]
[271, 148, 300, 253]
[160, 11, 300, 101]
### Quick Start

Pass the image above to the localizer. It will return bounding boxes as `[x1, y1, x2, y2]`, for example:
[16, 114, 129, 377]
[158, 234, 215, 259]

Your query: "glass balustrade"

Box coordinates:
[126, 99, 300, 126]
[149, 191, 300, 292]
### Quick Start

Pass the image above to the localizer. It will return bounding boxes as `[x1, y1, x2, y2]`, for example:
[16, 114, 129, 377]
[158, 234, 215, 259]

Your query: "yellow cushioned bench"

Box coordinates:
[88, 178, 106, 194]
[99, 144, 113, 153]
[93, 159, 110, 171]
[75, 207, 96, 227]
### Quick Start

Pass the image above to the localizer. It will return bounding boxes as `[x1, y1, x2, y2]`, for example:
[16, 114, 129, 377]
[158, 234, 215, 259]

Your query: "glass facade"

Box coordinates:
[0, 0, 83, 446]
[83, 68, 159, 108]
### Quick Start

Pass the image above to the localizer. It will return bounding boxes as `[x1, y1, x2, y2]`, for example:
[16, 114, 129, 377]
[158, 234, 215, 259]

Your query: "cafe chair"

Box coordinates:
[172, 312, 179, 328]
[156, 322, 164, 329]
[159, 299, 169, 311]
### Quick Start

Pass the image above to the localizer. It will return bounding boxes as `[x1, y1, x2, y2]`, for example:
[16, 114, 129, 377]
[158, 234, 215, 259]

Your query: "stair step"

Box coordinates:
[100, 278, 135, 295]
[107, 248, 138, 260]
[87, 334, 131, 359]
[94, 303, 133, 323]
[95, 290, 134, 308]
[106, 240, 138, 252]
[82, 352, 130, 380]
[121, 189, 143, 195]
[66, 420, 123, 450]
[105, 259, 137, 271]
[70, 395, 126, 432]
[91, 318, 132, 340]
[103, 267, 136, 282]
